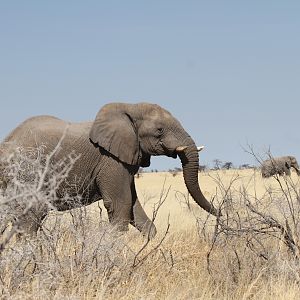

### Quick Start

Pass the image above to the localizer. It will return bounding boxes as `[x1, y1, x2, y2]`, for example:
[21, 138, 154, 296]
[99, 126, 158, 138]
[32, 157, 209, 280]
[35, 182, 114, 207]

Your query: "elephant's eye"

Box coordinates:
[157, 127, 164, 136]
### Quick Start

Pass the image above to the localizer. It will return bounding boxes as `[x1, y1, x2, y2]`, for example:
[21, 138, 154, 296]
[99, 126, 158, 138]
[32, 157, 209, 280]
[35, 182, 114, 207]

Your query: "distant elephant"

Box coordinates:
[0, 102, 218, 237]
[261, 156, 300, 178]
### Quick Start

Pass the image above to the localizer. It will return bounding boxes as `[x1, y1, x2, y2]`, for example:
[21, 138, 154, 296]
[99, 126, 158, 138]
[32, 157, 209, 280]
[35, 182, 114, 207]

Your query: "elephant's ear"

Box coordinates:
[89, 104, 139, 165]
[285, 160, 291, 169]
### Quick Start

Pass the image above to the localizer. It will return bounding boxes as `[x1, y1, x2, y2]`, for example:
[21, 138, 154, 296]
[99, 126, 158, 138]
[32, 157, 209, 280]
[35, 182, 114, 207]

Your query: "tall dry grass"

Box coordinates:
[1, 148, 300, 299]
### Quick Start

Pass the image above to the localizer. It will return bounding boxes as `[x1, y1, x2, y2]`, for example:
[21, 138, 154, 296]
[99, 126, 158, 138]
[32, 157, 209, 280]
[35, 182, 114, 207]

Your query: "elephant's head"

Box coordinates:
[286, 156, 300, 175]
[89, 103, 219, 216]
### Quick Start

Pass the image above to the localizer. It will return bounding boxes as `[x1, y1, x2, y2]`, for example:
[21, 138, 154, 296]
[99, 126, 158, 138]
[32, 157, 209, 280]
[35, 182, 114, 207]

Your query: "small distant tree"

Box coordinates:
[174, 167, 182, 172]
[198, 165, 207, 172]
[239, 163, 250, 169]
[168, 169, 178, 177]
[222, 162, 233, 170]
[213, 159, 222, 170]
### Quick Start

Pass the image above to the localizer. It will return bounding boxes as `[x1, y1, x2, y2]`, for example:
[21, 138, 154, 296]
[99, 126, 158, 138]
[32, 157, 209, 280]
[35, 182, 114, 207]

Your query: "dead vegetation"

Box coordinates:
[1, 148, 300, 299]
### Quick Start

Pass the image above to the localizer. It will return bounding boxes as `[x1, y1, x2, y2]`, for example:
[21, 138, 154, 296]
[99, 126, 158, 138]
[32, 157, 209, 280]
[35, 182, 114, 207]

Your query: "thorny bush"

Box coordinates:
[196, 165, 300, 293]
[0, 144, 169, 298]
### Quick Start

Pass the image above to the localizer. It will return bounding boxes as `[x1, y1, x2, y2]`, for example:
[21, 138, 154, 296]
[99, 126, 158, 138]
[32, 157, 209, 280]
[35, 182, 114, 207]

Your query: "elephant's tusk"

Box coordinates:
[176, 146, 188, 152]
[177, 145, 204, 153]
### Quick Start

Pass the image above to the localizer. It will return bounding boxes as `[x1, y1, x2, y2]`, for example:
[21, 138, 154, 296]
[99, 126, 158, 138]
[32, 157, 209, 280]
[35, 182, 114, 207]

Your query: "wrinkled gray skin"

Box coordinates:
[0, 103, 218, 237]
[261, 156, 300, 178]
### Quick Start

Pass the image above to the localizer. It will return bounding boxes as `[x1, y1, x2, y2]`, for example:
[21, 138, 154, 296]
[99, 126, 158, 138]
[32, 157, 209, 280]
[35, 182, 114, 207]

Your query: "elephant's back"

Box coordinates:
[261, 159, 272, 168]
[262, 157, 285, 168]
[0, 116, 100, 199]
[261, 157, 286, 176]
[67, 120, 93, 137]
[1, 115, 98, 160]
[3, 115, 68, 148]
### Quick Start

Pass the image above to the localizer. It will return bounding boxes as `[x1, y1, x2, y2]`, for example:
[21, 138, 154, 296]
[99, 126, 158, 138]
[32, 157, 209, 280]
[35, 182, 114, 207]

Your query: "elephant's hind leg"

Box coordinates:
[16, 209, 47, 240]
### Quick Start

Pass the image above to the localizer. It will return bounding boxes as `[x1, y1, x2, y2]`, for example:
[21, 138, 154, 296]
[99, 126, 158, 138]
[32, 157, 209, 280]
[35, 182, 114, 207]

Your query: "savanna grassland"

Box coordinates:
[1, 168, 300, 299]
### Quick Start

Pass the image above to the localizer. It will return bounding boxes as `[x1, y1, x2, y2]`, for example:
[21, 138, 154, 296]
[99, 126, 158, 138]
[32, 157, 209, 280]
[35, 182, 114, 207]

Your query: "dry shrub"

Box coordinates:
[196, 168, 300, 298]
[0, 145, 170, 299]
[0, 212, 135, 298]
[1, 144, 300, 299]
[0, 141, 80, 248]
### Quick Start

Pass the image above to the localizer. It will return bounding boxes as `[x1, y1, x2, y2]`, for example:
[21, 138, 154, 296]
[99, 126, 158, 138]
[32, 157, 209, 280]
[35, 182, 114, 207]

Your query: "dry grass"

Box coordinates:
[1, 152, 300, 299]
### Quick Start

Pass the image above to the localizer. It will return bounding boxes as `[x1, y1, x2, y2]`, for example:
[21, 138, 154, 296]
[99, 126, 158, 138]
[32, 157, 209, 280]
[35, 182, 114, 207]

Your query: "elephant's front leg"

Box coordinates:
[284, 167, 291, 176]
[96, 159, 134, 231]
[131, 181, 157, 238]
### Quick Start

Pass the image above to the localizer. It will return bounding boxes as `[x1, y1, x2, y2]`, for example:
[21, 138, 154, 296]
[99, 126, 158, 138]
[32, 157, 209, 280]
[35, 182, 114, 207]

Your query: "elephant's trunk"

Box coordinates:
[178, 145, 219, 216]
[292, 161, 300, 176]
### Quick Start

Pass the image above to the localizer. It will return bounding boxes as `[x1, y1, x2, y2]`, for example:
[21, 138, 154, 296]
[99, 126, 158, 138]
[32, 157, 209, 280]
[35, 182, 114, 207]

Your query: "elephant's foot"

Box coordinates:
[111, 219, 130, 233]
[137, 220, 157, 239]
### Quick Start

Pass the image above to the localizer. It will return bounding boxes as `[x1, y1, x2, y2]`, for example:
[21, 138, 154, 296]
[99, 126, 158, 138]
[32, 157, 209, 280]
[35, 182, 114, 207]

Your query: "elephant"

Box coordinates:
[261, 156, 300, 178]
[0, 102, 219, 237]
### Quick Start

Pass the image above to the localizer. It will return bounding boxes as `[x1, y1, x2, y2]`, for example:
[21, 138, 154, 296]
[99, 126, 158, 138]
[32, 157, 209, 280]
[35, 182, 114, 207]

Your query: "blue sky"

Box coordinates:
[1, 1, 300, 170]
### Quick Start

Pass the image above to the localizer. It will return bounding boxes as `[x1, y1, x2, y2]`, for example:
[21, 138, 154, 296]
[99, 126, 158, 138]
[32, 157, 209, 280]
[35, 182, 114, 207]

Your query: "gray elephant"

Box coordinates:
[261, 156, 300, 178]
[0, 102, 218, 237]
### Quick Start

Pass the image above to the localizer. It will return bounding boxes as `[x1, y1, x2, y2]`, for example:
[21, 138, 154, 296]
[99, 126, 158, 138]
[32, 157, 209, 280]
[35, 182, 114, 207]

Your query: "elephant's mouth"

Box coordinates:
[170, 150, 178, 159]
[159, 143, 178, 159]
[166, 151, 177, 159]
